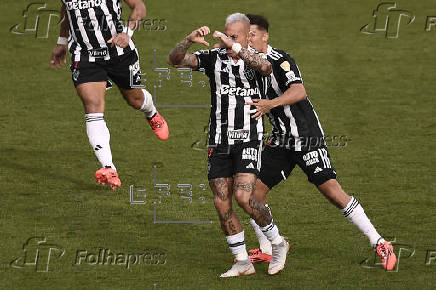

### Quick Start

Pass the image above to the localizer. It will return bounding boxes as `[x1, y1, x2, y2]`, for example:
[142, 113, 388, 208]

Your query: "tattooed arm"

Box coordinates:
[238, 47, 272, 76]
[167, 26, 211, 69]
[212, 31, 272, 76]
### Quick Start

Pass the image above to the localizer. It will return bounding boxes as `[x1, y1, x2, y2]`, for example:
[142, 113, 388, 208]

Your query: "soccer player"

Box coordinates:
[245, 14, 397, 270]
[167, 13, 290, 277]
[49, 0, 169, 190]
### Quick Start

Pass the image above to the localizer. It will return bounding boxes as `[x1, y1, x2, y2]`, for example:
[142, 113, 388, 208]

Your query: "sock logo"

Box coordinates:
[94, 145, 103, 151]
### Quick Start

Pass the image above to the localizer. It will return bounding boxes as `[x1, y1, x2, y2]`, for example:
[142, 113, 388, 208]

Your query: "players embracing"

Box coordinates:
[168, 13, 290, 277]
[245, 14, 397, 271]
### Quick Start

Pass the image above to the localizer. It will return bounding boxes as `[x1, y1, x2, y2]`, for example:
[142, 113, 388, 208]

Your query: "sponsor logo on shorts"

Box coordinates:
[72, 68, 80, 81]
[242, 147, 258, 161]
[65, 0, 103, 11]
[303, 150, 319, 166]
[228, 130, 249, 140]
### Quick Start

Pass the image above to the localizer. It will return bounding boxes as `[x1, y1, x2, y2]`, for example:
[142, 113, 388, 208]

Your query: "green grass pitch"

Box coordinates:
[1, 0, 435, 289]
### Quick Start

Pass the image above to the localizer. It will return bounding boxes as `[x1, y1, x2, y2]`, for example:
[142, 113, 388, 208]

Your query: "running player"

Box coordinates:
[50, 0, 169, 190]
[167, 13, 289, 277]
[245, 14, 397, 271]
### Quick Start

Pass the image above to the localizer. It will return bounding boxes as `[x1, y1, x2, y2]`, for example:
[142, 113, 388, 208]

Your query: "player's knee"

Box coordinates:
[83, 99, 104, 113]
[233, 191, 250, 211]
[213, 196, 229, 211]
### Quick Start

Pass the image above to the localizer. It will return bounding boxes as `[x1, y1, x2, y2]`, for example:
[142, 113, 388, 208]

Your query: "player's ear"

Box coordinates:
[263, 32, 269, 43]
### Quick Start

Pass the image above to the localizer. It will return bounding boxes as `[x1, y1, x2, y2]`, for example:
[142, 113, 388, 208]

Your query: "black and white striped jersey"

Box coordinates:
[62, 0, 136, 62]
[264, 45, 325, 151]
[194, 48, 264, 146]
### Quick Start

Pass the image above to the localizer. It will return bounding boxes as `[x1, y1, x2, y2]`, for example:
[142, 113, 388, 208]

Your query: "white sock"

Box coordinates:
[260, 220, 283, 245]
[341, 196, 384, 248]
[85, 113, 116, 171]
[250, 204, 272, 254]
[139, 89, 157, 119]
[226, 231, 249, 261]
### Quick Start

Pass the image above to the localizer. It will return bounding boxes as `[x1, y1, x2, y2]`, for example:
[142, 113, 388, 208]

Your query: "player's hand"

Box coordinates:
[107, 33, 130, 48]
[187, 26, 210, 46]
[212, 31, 234, 49]
[246, 99, 274, 120]
[50, 44, 67, 69]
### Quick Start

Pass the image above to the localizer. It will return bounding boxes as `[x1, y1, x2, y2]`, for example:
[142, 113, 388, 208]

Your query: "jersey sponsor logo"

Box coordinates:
[65, 0, 103, 11]
[242, 148, 258, 161]
[285, 71, 301, 85]
[303, 150, 319, 166]
[228, 130, 249, 140]
[219, 85, 260, 97]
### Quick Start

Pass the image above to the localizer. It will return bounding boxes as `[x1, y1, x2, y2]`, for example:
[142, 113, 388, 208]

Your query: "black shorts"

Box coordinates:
[259, 144, 337, 189]
[70, 51, 143, 89]
[207, 140, 263, 180]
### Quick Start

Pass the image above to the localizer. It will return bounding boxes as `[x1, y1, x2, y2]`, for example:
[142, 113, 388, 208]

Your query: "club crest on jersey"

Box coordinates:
[65, 0, 103, 11]
[243, 67, 255, 80]
[228, 130, 249, 140]
[241, 148, 258, 161]
[219, 85, 260, 97]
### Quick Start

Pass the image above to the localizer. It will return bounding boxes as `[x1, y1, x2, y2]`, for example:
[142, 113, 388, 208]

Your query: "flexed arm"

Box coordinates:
[167, 26, 210, 69]
[213, 31, 272, 76]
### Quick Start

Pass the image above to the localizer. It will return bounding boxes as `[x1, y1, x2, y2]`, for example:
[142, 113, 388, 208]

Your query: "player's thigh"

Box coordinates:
[258, 145, 295, 190]
[106, 50, 144, 90]
[293, 146, 337, 187]
[209, 176, 233, 209]
[76, 82, 107, 113]
[232, 172, 257, 206]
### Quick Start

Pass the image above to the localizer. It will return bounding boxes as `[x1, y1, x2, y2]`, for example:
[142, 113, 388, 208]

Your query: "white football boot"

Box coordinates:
[268, 240, 290, 275]
[220, 259, 255, 278]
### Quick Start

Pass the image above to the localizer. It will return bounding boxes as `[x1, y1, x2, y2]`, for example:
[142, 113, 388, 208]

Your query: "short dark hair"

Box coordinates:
[246, 14, 269, 32]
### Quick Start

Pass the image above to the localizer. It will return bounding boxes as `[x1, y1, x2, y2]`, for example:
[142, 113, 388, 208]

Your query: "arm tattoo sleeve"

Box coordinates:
[168, 37, 196, 68]
[238, 48, 272, 76]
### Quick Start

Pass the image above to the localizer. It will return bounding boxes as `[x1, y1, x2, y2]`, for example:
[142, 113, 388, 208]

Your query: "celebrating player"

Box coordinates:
[168, 13, 290, 277]
[50, 0, 169, 190]
[245, 14, 397, 270]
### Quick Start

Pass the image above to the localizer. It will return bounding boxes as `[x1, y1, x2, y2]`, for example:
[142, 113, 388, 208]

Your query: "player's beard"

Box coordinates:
[226, 49, 238, 59]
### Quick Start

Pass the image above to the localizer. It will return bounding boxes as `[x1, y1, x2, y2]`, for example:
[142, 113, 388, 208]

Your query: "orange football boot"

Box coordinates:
[95, 167, 121, 190]
[376, 241, 397, 271]
[147, 111, 169, 140]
